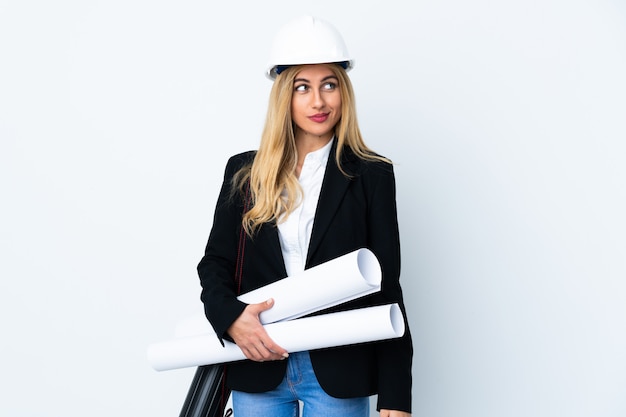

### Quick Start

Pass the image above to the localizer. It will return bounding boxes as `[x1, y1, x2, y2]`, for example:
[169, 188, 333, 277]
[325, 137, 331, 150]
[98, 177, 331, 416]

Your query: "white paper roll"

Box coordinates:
[239, 248, 382, 324]
[174, 248, 382, 338]
[148, 303, 404, 371]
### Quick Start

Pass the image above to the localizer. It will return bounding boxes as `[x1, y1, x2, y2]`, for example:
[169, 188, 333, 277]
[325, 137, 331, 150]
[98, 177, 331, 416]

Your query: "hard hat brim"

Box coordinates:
[265, 60, 354, 80]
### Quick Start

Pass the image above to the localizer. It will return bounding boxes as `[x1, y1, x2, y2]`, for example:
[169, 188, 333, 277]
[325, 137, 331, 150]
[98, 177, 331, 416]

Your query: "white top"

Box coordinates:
[277, 138, 333, 277]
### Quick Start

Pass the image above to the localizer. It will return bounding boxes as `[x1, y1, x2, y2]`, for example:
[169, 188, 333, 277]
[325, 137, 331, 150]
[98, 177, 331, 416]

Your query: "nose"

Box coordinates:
[311, 89, 325, 109]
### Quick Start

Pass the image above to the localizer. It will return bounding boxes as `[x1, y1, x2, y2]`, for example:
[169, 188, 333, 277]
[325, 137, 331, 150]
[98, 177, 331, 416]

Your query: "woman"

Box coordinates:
[198, 16, 413, 417]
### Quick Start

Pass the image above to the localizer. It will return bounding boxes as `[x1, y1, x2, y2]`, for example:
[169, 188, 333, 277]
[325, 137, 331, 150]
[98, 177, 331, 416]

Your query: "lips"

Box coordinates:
[309, 113, 330, 123]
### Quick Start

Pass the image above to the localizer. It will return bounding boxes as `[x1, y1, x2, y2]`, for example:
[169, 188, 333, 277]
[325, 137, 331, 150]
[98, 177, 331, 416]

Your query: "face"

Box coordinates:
[291, 64, 342, 143]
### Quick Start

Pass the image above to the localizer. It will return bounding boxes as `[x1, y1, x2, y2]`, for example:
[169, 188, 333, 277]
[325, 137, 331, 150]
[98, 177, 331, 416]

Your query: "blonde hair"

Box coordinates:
[235, 64, 390, 236]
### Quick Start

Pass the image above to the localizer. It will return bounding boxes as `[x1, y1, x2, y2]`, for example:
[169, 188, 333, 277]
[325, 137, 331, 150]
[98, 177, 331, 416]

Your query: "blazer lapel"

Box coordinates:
[306, 144, 359, 267]
[256, 221, 288, 278]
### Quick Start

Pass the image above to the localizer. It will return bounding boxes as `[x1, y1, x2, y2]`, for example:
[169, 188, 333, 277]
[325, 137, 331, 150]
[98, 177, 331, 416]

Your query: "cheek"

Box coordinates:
[331, 95, 342, 111]
[290, 99, 304, 119]
[290, 102, 309, 130]
[333, 101, 342, 121]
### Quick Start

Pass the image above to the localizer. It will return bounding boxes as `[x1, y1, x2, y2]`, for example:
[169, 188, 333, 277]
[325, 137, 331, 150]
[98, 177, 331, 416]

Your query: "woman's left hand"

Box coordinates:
[380, 410, 411, 417]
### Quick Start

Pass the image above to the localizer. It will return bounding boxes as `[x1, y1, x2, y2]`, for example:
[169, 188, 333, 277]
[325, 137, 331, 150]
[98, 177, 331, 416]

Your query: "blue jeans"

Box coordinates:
[232, 351, 369, 417]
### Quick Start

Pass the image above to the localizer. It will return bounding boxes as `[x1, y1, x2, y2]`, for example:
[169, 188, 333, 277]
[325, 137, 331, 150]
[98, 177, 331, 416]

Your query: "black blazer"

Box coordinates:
[198, 142, 413, 412]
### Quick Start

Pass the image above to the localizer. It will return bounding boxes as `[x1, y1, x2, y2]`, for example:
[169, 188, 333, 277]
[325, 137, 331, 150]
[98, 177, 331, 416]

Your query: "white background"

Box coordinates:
[1, 1, 625, 416]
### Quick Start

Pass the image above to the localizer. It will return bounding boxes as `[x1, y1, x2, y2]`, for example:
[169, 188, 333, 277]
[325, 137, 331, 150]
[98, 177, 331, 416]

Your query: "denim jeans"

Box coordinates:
[232, 351, 369, 417]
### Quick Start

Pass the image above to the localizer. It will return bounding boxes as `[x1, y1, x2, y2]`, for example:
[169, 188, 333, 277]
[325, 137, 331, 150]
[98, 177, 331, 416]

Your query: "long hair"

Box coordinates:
[234, 64, 390, 236]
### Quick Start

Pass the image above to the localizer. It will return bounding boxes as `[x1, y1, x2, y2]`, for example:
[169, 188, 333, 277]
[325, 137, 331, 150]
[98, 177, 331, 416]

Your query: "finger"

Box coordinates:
[252, 325, 288, 359]
[252, 336, 286, 361]
[246, 340, 284, 362]
[260, 336, 289, 359]
[249, 298, 275, 315]
[236, 331, 285, 362]
[238, 338, 268, 362]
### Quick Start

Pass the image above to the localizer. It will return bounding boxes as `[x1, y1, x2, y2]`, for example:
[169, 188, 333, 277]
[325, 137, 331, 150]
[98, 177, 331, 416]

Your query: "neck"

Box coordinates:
[295, 133, 332, 159]
[294, 133, 333, 177]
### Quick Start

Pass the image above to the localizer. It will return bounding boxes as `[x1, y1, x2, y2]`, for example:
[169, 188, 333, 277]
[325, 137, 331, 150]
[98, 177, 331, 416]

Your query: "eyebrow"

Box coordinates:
[294, 75, 339, 84]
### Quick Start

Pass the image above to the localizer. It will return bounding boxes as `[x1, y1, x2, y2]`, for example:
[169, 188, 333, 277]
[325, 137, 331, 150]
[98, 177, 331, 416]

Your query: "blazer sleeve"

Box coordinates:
[366, 162, 414, 412]
[197, 152, 252, 343]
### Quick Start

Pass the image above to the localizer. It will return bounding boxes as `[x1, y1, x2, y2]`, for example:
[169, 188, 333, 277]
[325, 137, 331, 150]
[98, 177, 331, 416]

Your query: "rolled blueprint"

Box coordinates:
[148, 303, 404, 371]
[239, 248, 381, 324]
[173, 248, 382, 338]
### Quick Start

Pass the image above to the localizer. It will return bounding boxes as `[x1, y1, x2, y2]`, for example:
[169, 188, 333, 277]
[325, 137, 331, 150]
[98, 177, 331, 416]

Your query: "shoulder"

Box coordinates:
[340, 146, 394, 178]
[224, 150, 257, 177]
[226, 150, 256, 168]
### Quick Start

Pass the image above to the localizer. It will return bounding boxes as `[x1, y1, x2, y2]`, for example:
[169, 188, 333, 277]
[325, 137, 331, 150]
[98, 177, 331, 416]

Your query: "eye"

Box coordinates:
[322, 82, 337, 90]
[294, 84, 308, 92]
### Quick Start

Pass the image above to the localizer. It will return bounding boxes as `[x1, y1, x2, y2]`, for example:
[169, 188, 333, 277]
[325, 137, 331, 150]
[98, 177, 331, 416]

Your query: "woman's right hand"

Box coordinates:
[226, 298, 289, 362]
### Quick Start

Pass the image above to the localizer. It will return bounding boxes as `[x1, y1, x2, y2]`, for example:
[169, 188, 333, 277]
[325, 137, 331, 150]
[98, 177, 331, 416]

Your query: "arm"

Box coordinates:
[197, 153, 287, 361]
[197, 153, 249, 342]
[366, 162, 413, 413]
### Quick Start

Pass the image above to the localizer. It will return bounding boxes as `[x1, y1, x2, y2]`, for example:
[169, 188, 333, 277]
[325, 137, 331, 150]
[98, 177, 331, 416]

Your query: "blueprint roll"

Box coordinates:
[238, 247, 382, 324]
[148, 303, 405, 371]
[171, 248, 382, 338]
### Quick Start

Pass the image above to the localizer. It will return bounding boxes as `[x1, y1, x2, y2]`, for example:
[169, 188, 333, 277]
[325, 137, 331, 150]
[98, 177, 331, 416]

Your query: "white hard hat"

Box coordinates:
[266, 16, 354, 80]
